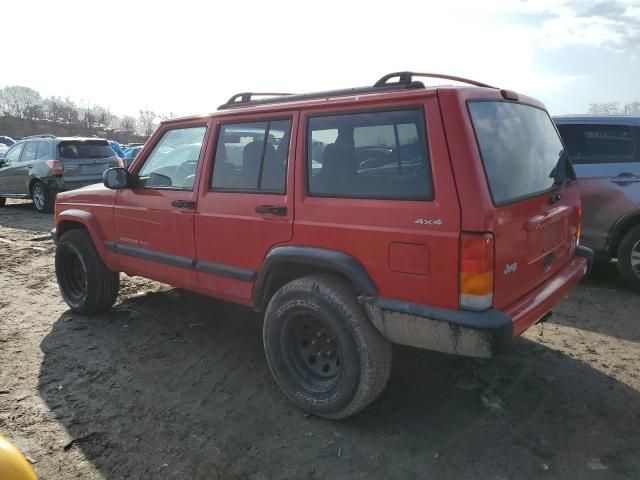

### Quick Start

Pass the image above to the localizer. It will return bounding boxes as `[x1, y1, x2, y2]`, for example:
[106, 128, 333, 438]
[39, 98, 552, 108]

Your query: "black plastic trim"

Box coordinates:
[195, 260, 255, 282]
[50, 228, 58, 245]
[114, 243, 195, 269]
[254, 246, 377, 308]
[575, 245, 594, 274]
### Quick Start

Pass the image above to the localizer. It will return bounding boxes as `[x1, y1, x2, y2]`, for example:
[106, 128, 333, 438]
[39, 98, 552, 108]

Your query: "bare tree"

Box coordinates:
[587, 102, 620, 115]
[623, 101, 640, 115]
[119, 115, 137, 132]
[44, 96, 65, 122]
[0, 86, 43, 118]
[138, 110, 157, 136]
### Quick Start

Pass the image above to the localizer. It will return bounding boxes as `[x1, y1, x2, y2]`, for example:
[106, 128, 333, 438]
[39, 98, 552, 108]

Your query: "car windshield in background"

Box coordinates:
[58, 142, 115, 159]
[468, 101, 566, 206]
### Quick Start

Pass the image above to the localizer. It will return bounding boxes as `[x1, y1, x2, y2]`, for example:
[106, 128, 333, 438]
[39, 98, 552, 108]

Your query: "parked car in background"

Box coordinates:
[0, 134, 123, 212]
[53, 72, 591, 418]
[0, 136, 16, 159]
[555, 115, 640, 289]
[123, 145, 143, 167]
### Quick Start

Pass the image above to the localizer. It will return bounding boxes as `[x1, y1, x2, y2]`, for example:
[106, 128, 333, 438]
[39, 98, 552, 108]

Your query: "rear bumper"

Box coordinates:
[362, 247, 592, 358]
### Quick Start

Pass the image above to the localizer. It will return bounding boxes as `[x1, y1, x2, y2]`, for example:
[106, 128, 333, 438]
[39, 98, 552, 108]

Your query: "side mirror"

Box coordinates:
[103, 167, 132, 189]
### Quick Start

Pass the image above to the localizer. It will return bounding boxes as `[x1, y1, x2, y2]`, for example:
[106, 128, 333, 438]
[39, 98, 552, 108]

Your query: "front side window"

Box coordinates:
[307, 109, 432, 200]
[469, 101, 567, 206]
[211, 119, 291, 193]
[4, 143, 24, 163]
[138, 126, 207, 190]
[21, 142, 38, 162]
[556, 124, 637, 164]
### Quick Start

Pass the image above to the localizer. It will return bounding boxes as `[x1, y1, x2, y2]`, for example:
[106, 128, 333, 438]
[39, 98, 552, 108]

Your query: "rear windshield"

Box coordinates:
[468, 101, 566, 206]
[58, 141, 115, 159]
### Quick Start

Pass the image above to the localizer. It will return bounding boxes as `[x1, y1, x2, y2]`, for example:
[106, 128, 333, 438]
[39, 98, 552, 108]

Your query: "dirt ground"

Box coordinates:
[0, 199, 639, 480]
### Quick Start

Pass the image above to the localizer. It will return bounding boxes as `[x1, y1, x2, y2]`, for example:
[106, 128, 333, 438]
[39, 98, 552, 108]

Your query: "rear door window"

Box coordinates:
[21, 142, 38, 162]
[36, 142, 49, 159]
[307, 109, 432, 200]
[211, 119, 292, 193]
[468, 101, 567, 206]
[556, 124, 637, 164]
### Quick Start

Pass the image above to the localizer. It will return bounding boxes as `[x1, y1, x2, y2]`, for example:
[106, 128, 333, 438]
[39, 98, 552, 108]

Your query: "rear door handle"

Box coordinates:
[171, 200, 196, 209]
[255, 205, 287, 216]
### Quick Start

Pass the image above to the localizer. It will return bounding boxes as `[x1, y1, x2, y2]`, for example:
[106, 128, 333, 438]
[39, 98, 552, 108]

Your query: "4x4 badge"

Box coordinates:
[414, 218, 443, 226]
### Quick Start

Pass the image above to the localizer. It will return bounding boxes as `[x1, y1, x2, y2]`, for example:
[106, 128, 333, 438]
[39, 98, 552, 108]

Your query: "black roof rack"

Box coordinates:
[217, 71, 493, 110]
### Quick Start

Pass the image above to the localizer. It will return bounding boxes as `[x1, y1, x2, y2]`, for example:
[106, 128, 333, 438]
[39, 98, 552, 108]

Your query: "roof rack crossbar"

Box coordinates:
[223, 92, 295, 106]
[374, 71, 494, 89]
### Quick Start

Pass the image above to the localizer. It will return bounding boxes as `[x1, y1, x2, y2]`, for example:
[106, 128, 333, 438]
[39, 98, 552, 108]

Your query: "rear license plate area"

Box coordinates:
[527, 217, 567, 262]
[80, 163, 106, 174]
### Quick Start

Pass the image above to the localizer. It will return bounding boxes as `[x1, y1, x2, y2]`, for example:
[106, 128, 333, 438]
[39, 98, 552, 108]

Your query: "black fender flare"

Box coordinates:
[253, 246, 377, 309]
[607, 208, 640, 256]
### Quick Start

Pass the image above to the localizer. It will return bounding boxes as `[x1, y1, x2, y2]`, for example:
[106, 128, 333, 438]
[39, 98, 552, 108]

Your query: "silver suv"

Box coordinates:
[555, 115, 640, 289]
[0, 135, 121, 212]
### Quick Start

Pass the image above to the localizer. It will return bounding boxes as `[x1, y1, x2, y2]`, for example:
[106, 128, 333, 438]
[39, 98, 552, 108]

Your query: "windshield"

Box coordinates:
[58, 141, 115, 159]
[468, 101, 567, 206]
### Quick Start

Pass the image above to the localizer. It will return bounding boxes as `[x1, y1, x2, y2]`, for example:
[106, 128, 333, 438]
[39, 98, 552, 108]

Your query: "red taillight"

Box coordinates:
[46, 160, 64, 175]
[460, 232, 494, 311]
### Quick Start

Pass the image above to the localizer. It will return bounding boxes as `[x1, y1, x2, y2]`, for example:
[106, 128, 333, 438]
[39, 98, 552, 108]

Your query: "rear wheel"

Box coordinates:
[55, 229, 120, 313]
[617, 225, 640, 290]
[263, 274, 392, 419]
[31, 181, 54, 213]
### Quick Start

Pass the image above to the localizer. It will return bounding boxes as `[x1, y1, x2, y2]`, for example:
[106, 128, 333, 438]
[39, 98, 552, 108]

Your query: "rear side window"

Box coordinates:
[21, 142, 38, 162]
[556, 124, 637, 164]
[212, 119, 291, 193]
[36, 142, 49, 159]
[307, 109, 432, 200]
[469, 101, 566, 206]
[58, 141, 115, 159]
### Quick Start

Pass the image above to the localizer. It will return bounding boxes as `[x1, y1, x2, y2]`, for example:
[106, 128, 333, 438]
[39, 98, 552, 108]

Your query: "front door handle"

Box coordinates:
[255, 205, 287, 216]
[610, 172, 640, 183]
[171, 200, 196, 209]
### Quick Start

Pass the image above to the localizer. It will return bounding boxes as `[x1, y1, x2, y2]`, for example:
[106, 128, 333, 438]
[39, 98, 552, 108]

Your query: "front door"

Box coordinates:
[111, 122, 209, 289]
[13, 141, 38, 194]
[194, 114, 297, 303]
[0, 143, 24, 194]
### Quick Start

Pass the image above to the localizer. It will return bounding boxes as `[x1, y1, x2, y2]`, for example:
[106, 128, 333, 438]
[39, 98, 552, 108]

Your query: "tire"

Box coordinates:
[55, 229, 120, 313]
[31, 181, 54, 213]
[263, 274, 392, 419]
[617, 225, 640, 290]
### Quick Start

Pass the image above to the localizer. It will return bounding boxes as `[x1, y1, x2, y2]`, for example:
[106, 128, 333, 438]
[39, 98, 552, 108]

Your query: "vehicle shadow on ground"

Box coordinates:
[38, 289, 640, 480]
[550, 260, 640, 343]
[0, 200, 52, 233]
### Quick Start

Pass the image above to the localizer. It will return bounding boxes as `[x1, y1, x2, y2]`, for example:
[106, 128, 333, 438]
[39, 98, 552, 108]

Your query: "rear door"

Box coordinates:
[194, 113, 296, 303]
[556, 122, 640, 252]
[13, 141, 38, 194]
[57, 140, 119, 185]
[296, 97, 461, 309]
[466, 99, 581, 310]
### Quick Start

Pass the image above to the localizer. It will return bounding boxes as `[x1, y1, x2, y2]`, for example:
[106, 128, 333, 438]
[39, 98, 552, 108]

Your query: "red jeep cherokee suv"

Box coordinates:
[52, 72, 592, 419]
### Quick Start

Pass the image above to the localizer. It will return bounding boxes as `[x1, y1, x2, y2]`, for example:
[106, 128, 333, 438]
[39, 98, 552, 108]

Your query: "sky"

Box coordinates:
[2, 0, 639, 118]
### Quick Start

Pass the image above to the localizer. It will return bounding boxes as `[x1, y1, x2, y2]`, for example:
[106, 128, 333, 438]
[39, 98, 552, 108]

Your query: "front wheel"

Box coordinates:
[617, 225, 640, 290]
[55, 229, 120, 313]
[32, 181, 54, 213]
[263, 274, 392, 419]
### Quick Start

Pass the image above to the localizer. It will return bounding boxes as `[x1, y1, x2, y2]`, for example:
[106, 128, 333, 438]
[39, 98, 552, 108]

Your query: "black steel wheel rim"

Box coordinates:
[61, 248, 87, 301]
[281, 311, 343, 393]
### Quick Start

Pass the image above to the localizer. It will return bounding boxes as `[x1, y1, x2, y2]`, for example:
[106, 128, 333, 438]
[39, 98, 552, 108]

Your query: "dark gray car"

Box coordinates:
[555, 115, 640, 289]
[0, 135, 121, 212]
